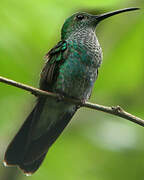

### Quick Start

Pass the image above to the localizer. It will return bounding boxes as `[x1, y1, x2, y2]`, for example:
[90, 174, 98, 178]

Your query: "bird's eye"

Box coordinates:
[76, 14, 85, 20]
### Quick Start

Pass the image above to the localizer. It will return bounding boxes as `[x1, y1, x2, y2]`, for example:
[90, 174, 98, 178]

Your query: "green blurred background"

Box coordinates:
[0, 0, 144, 179]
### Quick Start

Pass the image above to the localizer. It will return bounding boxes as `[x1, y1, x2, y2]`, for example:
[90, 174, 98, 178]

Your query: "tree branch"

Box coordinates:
[0, 75, 144, 127]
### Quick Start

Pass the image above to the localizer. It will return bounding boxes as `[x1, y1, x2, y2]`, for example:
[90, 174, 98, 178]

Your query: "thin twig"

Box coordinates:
[0, 75, 144, 127]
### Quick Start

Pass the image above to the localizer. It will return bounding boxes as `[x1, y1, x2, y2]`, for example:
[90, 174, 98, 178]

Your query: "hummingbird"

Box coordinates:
[4, 7, 139, 175]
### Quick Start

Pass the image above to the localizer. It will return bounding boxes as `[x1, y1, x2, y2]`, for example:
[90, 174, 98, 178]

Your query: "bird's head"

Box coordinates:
[61, 7, 139, 40]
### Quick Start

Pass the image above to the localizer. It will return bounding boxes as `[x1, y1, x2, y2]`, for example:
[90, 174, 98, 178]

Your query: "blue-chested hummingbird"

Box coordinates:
[4, 7, 139, 175]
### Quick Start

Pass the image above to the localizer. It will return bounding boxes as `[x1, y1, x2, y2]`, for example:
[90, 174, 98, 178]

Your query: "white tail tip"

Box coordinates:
[25, 172, 32, 176]
[3, 161, 9, 167]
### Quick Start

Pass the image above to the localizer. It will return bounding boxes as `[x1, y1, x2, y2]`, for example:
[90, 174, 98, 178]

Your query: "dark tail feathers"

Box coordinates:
[4, 98, 77, 175]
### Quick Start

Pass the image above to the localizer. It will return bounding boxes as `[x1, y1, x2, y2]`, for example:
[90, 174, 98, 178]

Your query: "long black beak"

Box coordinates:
[97, 7, 140, 22]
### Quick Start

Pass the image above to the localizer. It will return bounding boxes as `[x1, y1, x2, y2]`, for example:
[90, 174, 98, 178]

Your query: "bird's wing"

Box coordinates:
[40, 40, 67, 90]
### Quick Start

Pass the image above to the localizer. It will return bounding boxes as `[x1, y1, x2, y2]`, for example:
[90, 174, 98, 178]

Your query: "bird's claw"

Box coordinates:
[80, 99, 86, 105]
[76, 99, 86, 108]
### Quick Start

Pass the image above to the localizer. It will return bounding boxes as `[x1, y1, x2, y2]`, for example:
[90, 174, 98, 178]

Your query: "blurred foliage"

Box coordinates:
[0, 0, 144, 180]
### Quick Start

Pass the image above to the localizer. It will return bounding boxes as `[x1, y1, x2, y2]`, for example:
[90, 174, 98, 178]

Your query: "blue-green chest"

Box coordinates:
[54, 39, 102, 100]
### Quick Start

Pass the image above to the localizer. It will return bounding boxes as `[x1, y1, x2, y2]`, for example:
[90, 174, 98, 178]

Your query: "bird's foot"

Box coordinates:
[80, 99, 86, 105]
[76, 99, 86, 108]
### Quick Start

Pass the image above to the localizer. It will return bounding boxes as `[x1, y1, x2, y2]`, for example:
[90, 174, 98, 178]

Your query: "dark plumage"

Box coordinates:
[4, 8, 139, 175]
